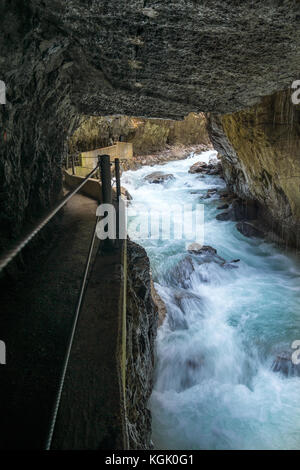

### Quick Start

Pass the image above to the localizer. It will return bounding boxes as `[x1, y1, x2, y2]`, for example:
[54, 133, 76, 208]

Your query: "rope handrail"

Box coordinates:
[45, 215, 100, 450]
[0, 163, 100, 273]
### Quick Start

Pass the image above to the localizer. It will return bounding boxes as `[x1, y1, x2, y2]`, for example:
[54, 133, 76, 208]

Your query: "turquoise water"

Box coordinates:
[122, 151, 300, 450]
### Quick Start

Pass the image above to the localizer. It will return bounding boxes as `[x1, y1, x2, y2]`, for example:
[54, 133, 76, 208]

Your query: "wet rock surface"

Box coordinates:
[126, 241, 158, 449]
[144, 171, 175, 184]
[189, 161, 222, 176]
[151, 281, 167, 327]
[208, 88, 300, 247]
[168, 245, 239, 288]
[236, 221, 264, 239]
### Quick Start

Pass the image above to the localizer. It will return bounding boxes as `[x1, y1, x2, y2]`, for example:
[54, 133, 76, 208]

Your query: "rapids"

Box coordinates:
[122, 150, 300, 450]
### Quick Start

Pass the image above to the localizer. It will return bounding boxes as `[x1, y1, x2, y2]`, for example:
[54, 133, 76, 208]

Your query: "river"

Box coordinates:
[122, 150, 300, 450]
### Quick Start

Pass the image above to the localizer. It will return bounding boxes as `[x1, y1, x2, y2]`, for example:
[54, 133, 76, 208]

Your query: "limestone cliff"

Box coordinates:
[69, 113, 210, 156]
[208, 89, 300, 246]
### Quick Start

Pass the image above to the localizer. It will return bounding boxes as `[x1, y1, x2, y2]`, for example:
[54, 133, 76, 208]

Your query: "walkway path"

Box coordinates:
[0, 192, 99, 449]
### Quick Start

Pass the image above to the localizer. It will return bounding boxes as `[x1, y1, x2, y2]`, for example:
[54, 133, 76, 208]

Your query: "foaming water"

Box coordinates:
[122, 151, 300, 450]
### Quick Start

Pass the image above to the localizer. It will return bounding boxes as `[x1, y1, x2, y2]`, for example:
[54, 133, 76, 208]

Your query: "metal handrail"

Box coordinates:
[0, 163, 100, 273]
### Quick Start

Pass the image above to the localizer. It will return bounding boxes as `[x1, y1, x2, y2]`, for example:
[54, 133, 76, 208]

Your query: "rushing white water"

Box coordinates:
[122, 150, 300, 450]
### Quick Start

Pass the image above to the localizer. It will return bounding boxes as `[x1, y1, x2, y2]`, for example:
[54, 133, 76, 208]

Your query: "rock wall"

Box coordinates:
[208, 89, 300, 246]
[0, 1, 80, 252]
[2, 1, 300, 248]
[126, 240, 158, 449]
[68, 113, 210, 156]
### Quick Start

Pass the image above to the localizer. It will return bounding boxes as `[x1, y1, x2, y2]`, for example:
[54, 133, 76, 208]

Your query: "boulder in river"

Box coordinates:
[144, 171, 175, 184]
[236, 221, 264, 238]
[187, 244, 240, 269]
[216, 211, 233, 221]
[169, 245, 240, 287]
[168, 255, 195, 288]
[188, 161, 209, 174]
[189, 160, 222, 176]
[173, 289, 205, 314]
[180, 355, 205, 390]
[187, 243, 216, 255]
[188, 244, 224, 264]
[216, 198, 258, 222]
[217, 203, 229, 210]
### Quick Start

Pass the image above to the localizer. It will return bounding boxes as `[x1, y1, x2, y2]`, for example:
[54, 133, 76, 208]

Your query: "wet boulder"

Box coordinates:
[144, 171, 175, 184]
[216, 210, 233, 221]
[187, 244, 225, 265]
[173, 289, 205, 314]
[189, 160, 221, 176]
[187, 243, 216, 255]
[167, 255, 195, 288]
[206, 163, 222, 176]
[169, 245, 239, 288]
[187, 244, 240, 269]
[189, 161, 210, 174]
[217, 203, 229, 210]
[236, 221, 264, 238]
[216, 198, 258, 222]
[203, 188, 219, 199]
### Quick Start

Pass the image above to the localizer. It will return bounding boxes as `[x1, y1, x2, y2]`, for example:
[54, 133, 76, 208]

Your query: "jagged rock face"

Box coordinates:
[1, 1, 300, 245]
[6, 0, 298, 118]
[208, 89, 300, 246]
[126, 241, 158, 449]
[69, 113, 210, 156]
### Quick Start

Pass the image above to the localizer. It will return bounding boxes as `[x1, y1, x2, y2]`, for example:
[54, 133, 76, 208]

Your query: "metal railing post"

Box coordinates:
[99, 155, 114, 250]
[99, 155, 112, 205]
[115, 158, 121, 200]
[115, 158, 121, 241]
[71, 155, 75, 175]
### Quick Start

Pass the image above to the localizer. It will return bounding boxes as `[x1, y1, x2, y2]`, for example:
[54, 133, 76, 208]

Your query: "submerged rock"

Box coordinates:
[236, 221, 264, 238]
[168, 255, 195, 288]
[187, 244, 239, 269]
[216, 198, 258, 223]
[180, 355, 205, 390]
[216, 211, 232, 221]
[144, 171, 175, 184]
[217, 203, 229, 210]
[173, 289, 205, 313]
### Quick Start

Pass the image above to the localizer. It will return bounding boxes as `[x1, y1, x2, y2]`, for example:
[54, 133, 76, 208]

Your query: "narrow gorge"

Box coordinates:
[1, 0, 300, 452]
